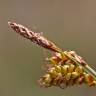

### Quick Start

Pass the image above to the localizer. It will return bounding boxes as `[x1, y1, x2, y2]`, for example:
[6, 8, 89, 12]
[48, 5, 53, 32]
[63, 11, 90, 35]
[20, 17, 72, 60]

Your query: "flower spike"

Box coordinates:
[8, 22, 62, 53]
[8, 22, 96, 88]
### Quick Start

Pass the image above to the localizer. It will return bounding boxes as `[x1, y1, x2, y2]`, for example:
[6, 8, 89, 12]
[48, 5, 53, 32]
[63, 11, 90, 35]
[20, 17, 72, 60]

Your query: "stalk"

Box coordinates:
[63, 51, 96, 80]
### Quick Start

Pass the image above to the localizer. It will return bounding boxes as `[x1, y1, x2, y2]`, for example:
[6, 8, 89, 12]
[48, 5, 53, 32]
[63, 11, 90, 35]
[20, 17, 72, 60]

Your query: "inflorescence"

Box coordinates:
[8, 22, 96, 89]
[39, 51, 96, 88]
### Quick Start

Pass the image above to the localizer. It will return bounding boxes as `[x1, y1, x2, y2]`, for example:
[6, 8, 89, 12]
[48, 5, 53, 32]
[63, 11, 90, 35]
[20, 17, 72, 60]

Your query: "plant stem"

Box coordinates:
[63, 51, 96, 80]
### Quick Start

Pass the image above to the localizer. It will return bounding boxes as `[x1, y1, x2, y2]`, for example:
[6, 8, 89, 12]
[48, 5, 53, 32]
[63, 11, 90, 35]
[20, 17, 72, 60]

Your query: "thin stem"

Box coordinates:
[63, 51, 96, 80]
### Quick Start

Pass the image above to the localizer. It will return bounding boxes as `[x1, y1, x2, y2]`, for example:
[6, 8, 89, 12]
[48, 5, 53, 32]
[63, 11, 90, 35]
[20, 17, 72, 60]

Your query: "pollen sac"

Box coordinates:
[39, 74, 52, 87]
[84, 73, 95, 86]
[46, 52, 68, 65]
[38, 51, 96, 89]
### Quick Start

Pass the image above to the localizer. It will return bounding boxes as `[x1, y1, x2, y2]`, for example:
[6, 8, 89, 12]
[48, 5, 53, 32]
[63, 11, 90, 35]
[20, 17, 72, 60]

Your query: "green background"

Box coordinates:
[0, 0, 96, 96]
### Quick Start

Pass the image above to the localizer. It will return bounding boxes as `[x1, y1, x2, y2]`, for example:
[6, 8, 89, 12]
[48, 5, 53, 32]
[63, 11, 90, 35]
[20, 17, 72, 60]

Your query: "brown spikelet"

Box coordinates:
[8, 22, 62, 53]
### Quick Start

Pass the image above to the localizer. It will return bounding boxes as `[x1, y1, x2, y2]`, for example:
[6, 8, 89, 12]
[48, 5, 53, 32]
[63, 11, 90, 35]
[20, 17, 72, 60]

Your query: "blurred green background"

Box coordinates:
[0, 0, 96, 96]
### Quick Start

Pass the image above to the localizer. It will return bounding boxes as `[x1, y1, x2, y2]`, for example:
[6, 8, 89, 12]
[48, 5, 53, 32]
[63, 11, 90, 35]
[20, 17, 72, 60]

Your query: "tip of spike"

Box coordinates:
[8, 22, 15, 28]
[8, 21, 15, 26]
[8, 21, 11, 25]
[8, 21, 13, 26]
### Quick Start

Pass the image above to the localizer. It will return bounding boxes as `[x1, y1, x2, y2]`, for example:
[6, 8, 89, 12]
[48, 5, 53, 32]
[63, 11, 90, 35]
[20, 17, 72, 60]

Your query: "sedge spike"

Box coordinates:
[8, 22, 62, 53]
[8, 21, 96, 88]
